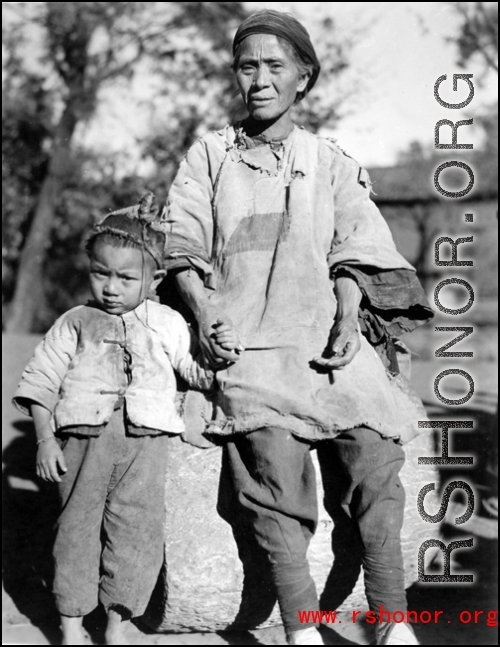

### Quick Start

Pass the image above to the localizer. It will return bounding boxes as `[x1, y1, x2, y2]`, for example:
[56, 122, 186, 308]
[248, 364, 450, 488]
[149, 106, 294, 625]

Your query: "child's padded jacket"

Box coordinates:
[13, 300, 213, 435]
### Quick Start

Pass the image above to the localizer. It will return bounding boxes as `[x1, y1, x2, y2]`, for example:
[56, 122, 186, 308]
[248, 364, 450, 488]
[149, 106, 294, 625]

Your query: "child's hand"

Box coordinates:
[36, 438, 67, 483]
[212, 318, 244, 360]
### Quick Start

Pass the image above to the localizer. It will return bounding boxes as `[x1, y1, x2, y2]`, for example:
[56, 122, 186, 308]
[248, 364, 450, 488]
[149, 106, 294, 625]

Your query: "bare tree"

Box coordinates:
[448, 1, 498, 74]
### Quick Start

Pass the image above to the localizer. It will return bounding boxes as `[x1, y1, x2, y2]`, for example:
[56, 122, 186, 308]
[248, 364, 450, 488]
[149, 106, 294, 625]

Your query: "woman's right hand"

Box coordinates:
[198, 309, 243, 367]
[36, 438, 67, 482]
[173, 268, 243, 367]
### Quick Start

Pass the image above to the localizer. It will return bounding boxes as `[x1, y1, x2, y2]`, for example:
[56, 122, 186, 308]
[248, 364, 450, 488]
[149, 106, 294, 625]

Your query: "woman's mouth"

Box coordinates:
[250, 96, 272, 104]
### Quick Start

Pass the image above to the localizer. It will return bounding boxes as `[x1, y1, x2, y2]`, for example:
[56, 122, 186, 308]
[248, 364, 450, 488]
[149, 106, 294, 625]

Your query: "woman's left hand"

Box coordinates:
[312, 317, 361, 369]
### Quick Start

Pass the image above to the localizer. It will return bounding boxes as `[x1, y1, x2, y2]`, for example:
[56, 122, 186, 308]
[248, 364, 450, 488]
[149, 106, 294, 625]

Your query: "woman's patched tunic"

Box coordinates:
[166, 125, 429, 443]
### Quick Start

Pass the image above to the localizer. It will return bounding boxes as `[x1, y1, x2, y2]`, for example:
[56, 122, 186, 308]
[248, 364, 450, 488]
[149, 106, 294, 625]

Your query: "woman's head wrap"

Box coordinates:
[86, 192, 166, 269]
[233, 10, 320, 95]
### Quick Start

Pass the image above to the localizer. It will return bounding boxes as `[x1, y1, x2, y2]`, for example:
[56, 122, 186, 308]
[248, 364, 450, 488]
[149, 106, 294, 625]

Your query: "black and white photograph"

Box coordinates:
[2, 2, 498, 645]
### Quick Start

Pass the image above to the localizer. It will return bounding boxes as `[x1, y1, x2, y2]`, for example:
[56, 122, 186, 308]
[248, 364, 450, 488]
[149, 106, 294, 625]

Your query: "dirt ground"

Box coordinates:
[2, 333, 498, 646]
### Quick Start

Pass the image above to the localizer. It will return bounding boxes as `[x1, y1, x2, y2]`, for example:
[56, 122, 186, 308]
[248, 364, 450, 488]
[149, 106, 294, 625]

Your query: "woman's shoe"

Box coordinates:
[376, 622, 420, 645]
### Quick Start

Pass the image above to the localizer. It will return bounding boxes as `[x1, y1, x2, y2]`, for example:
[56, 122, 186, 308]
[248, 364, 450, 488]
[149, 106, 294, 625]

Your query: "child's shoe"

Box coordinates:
[287, 626, 325, 645]
[376, 622, 419, 645]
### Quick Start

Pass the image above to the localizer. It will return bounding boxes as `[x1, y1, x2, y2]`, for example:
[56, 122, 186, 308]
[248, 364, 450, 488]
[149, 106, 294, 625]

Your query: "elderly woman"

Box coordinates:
[165, 10, 431, 646]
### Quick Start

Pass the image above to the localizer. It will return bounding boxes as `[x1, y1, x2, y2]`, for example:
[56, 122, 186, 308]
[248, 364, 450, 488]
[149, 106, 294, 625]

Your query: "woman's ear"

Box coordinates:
[297, 69, 312, 94]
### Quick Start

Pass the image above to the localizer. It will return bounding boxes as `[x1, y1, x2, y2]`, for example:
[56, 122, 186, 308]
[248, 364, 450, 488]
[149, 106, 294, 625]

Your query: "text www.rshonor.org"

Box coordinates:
[297, 607, 498, 626]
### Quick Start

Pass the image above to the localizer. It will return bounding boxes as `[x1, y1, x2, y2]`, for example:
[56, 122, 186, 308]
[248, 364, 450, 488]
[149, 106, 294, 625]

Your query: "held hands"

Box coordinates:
[36, 437, 67, 483]
[174, 270, 244, 368]
[312, 317, 361, 370]
[198, 309, 244, 367]
[213, 318, 244, 355]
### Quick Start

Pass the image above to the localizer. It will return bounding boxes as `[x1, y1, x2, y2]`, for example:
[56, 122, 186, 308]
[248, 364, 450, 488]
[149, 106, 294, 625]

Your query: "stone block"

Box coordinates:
[146, 432, 440, 632]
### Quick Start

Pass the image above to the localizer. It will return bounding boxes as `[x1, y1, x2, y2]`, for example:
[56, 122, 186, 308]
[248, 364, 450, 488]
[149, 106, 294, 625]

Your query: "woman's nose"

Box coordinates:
[253, 64, 271, 88]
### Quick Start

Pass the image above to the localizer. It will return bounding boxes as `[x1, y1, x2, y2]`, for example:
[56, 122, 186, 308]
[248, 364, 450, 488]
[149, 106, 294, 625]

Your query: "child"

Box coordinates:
[12, 193, 240, 646]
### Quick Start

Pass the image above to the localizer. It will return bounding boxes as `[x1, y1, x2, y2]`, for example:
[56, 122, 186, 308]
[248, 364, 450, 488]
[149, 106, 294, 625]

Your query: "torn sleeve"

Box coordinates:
[327, 149, 433, 371]
[328, 150, 414, 273]
[165, 137, 220, 289]
[334, 265, 434, 336]
[333, 265, 434, 375]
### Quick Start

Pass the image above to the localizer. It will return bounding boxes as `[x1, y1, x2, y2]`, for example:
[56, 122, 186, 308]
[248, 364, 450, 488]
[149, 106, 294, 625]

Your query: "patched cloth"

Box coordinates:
[165, 125, 432, 444]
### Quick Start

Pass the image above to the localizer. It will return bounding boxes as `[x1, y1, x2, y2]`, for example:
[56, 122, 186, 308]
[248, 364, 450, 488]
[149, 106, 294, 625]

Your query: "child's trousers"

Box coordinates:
[53, 407, 168, 618]
[221, 426, 406, 634]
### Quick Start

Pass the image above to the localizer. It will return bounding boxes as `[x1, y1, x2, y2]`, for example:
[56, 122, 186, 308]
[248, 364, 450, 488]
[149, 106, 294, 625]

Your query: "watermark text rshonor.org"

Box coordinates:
[297, 607, 498, 627]
[417, 72, 479, 584]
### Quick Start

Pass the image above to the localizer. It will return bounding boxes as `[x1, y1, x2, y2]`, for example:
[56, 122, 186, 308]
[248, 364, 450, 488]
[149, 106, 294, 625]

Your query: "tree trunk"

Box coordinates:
[5, 107, 77, 333]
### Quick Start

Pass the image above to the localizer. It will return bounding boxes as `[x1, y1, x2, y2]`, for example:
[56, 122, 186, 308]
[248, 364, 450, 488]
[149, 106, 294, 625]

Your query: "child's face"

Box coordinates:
[89, 240, 164, 315]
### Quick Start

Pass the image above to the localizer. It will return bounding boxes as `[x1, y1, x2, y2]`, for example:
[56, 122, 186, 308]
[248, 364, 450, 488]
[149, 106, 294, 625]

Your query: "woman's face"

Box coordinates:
[235, 34, 310, 123]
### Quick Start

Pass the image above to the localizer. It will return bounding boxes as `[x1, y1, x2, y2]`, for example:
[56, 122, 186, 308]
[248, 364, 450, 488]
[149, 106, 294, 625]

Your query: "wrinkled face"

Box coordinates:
[235, 34, 309, 122]
[89, 240, 162, 315]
